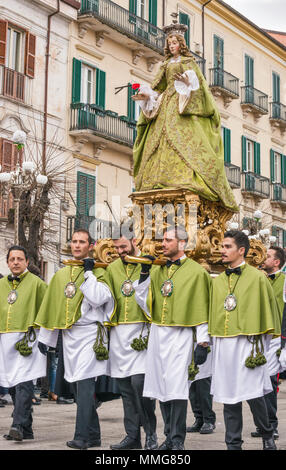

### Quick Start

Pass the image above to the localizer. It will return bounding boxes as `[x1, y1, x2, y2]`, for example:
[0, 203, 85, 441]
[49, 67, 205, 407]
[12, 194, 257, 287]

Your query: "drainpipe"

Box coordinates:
[43, 0, 60, 173]
[202, 0, 213, 77]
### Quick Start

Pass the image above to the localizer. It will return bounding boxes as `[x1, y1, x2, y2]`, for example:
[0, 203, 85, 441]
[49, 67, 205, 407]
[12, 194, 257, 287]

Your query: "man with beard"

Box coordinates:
[134, 227, 211, 450]
[250, 246, 285, 439]
[209, 231, 281, 450]
[106, 230, 157, 450]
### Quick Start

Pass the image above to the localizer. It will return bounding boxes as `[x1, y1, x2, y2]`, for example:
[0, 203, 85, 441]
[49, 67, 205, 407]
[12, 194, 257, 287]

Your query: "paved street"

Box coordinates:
[1, 380, 286, 452]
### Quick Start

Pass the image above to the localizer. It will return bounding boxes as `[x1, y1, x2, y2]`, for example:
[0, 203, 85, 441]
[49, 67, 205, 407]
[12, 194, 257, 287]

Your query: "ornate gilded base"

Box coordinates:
[93, 188, 266, 273]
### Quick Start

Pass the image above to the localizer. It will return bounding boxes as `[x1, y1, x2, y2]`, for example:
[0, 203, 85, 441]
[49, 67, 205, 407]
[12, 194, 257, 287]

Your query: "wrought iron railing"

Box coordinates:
[241, 85, 268, 114]
[270, 102, 286, 122]
[271, 182, 286, 205]
[70, 103, 137, 147]
[0, 65, 25, 102]
[80, 0, 165, 54]
[242, 171, 270, 198]
[224, 162, 241, 188]
[209, 68, 239, 97]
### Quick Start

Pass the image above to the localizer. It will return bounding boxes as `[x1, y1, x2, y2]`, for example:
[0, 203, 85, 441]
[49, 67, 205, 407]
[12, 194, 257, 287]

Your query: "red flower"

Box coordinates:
[132, 83, 140, 90]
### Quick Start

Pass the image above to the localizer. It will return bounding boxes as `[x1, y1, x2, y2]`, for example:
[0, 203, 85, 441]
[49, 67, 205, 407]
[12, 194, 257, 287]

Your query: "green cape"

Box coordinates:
[209, 264, 281, 337]
[35, 266, 109, 330]
[269, 272, 285, 320]
[0, 271, 47, 333]
[147, 258, 211, 327]
[105, 258, 150, 326]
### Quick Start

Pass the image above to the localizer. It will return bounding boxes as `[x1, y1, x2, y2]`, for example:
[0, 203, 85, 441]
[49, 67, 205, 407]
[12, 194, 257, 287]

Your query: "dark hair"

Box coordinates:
[7, 245, 28, 262]
[270, 246, 286, 269]
[224, 230, 250, 258]
[72, 229, 93, 245]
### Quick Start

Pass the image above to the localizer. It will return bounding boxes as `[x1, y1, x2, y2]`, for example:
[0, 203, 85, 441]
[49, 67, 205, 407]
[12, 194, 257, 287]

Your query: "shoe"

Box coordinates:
[87, 439, 101, 448]
[263, 436, 277, 450]
[186, 419, 203, 433]
[251, 428, 262, 438]
[40, 392, 49, 399]
[273, 429, 279, 440]
[57, 397, 74, 404]
[158, 439, 172, 450]
[9, 425, 23, 441]
[110, 436, 142, 450]
[145, 433, 158, 450]
[200, 423, 215, 434]
[48, 391, 58, 401]
[66, 439, 88, 450]
[171, 441, 185, 450]
[0, 398, 8, 405]
[32, 396, 41, 405]
[4, 433, 34, 440]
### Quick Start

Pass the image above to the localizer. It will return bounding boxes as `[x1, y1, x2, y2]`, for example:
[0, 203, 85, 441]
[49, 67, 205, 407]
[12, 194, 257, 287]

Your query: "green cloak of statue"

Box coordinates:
[0, 272, 47, 333]
[133, 55, 238, 212]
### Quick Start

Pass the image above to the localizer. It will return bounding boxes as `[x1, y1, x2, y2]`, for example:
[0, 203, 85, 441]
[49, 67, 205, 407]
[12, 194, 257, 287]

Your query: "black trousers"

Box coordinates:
[159, 399, 188, 445]
[224, 396, 273, 450]
[117, 374, 156, 442]
[189, 377, 216, 425]
[71, 378, 100, 443]
[9, 380, 34, 436]
[264, 374, 279, 430]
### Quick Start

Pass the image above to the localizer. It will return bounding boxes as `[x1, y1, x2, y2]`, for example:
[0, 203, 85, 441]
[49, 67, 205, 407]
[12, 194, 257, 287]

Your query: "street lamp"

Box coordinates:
[0, 131, 48, 244]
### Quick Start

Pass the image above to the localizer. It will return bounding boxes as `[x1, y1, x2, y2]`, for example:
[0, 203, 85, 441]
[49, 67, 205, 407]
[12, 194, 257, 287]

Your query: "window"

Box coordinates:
[214, 35, 224, 69]
[222, 127, 231, 163]
[242, 136, 260, 174]
[179, 12, 190, 48]
[272, 226, 286, 249]
[76, 171, 96, 231]
[129, 0, 157, 25]
[272, 72, 280, 103]
[270, 150, 286, 184]
[245, 54, 254, 86]
[72, 58, 106, 109]
[0, 138, 23, 218]
[6, 25, 25, 73]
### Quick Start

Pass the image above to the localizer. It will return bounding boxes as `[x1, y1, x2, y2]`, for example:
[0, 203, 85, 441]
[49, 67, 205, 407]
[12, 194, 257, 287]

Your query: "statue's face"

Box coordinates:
[167, 36, 180, 56]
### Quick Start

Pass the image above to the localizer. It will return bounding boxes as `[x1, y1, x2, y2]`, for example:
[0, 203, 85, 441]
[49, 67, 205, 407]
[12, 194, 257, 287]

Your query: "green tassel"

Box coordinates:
[131, 323, 150, 352]
[14, 327, 36, 357]
[93, 322, 109, 361]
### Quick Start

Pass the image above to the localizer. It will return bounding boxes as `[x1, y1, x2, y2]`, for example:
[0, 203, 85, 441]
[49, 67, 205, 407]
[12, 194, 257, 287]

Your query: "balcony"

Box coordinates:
[224, 162, 241, 189]
[241, 85, 268, 120]
[270, 182, 286, 207]
[0, 65, 29, 104]
[270, 102, 286, 132]
[66, 215, 112, 241]
[209, 68, 239, 107]
[241, 171, 270, 199]
[70, 103, 136, 148]
[79, 0, 165, 56]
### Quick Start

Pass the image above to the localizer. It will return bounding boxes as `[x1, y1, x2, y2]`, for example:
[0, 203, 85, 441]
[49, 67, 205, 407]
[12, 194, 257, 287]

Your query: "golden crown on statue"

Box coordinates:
[163, 12, 188, 37]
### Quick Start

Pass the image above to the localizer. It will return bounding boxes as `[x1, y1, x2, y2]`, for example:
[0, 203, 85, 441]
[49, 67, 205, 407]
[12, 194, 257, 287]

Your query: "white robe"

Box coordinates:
[210, 335, 273, 404]
[0, 329, 46, 388]
[38, 271, 114, 383]
[134, 276, 210, 402]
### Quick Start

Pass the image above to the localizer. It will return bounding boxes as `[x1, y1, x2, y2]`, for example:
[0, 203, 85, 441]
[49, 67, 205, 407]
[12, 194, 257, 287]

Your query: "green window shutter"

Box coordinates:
[149, 0, 157, 26]
[129, 0, 137, 23]
[272, 225, 277, 237]
[270, 149, 275, 182]
[95, 68, 106, 110]
[245, 55, 254, 86]
[272, 72, 280, 103]
[254, 142, 261, 175]
[281, 154, 286, 185]
[127, 83, 135, 121]
[283, 230, 286, 248]
[214, 35, 224, 69]
[77, 171, 96, 228]
[223, 128, 231, 163]
[72, 58, 81, 103]
[179, 12, 190, 48]
[242, 136, 247, 171]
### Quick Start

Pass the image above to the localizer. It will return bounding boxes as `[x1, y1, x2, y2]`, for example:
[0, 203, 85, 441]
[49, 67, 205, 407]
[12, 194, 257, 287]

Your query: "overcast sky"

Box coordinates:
[222, 0, 286, 31]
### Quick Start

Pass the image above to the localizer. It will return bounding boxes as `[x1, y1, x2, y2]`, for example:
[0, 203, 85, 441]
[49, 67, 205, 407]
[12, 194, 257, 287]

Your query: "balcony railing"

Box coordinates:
[66, 215, 113, 242]
[70, 103, 137, 147]
[270, 102, 286, 123]
[209, 68, 239, 97]
[224, 162, 241, 188]
[241, 171, 270, 198]
[80, 0, 165, 54]
[0, 65, 25, 102]
[271, 183, 286, 205]
[241, 85, 268, 114]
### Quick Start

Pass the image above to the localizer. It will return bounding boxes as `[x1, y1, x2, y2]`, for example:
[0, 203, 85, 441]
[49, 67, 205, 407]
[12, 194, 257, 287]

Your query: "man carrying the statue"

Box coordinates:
[106, 225, 157, 451]
[133, 226, 212, 450]
[209, 230, 281, 450]
[35, 229, 115, 450]
[0, 245, 47, 442]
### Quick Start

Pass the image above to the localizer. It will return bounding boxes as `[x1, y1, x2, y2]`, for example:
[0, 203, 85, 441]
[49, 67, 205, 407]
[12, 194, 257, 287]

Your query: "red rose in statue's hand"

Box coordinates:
[131, 83, 140, 94]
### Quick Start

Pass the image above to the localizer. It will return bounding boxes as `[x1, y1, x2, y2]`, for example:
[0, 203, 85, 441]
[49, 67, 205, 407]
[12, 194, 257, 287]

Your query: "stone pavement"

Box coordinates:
[1, 381, 286, 451]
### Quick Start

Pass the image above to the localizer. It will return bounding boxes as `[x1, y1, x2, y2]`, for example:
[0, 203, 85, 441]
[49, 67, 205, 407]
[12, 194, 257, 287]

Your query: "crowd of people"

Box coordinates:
[0, 227, 285, 451]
